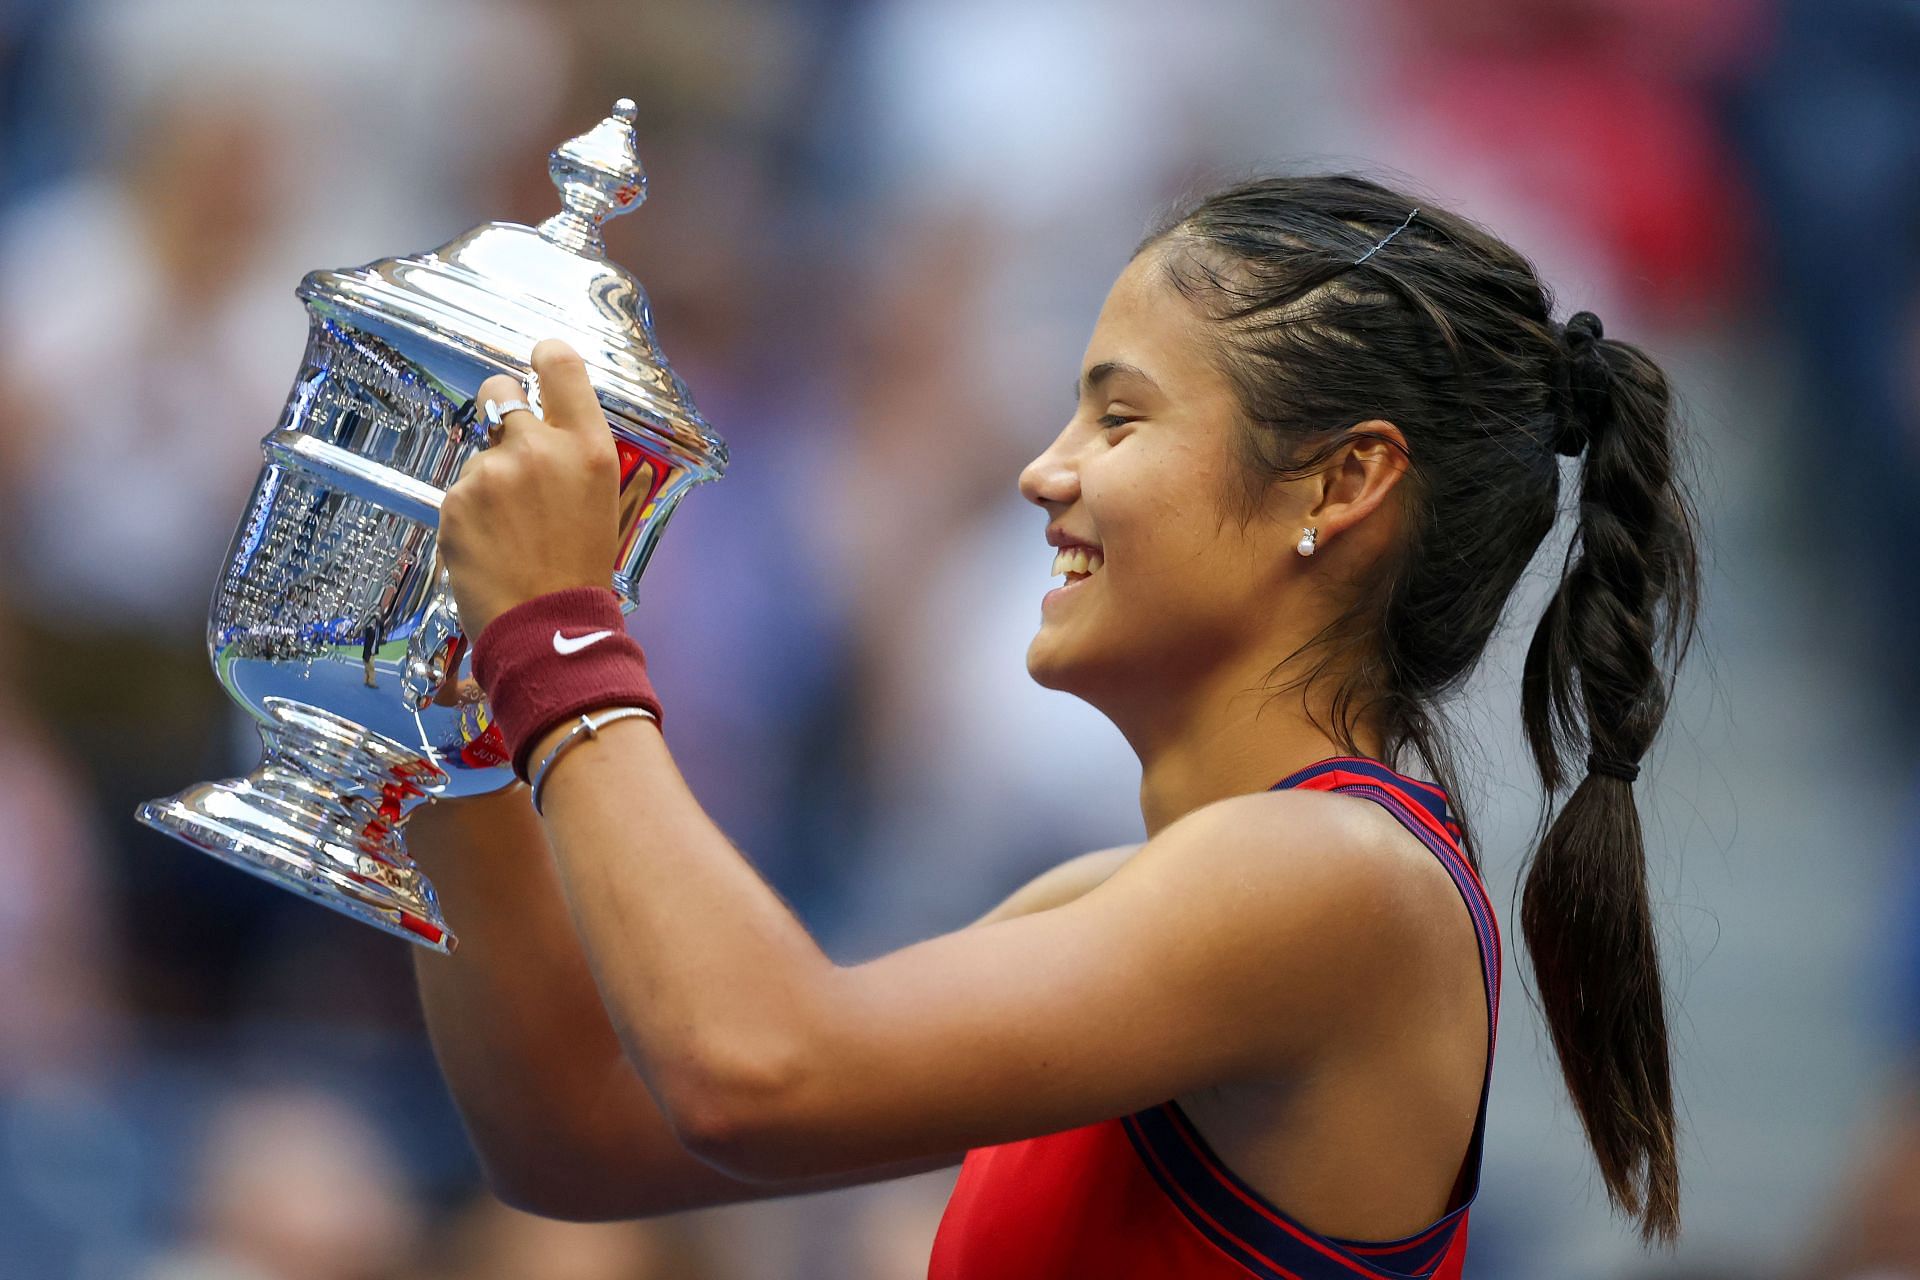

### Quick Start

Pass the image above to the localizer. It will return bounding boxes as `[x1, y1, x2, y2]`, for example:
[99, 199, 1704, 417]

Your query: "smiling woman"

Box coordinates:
[411, 172, 1702, 1279]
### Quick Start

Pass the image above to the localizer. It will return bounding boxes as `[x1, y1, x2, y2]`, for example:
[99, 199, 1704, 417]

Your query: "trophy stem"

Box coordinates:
[137, 699, 457, 952]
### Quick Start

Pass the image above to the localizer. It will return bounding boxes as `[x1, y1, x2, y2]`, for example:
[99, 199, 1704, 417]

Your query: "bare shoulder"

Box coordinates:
[962, 787, 1471, 1043]
[975, 789, 1463, 942]
[1109, 789, 1472, 999]
[1132, 787, 1428, 884]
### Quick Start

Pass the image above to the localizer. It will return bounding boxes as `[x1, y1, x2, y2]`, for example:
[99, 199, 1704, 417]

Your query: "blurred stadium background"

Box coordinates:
[1, 0, 1917, 1276]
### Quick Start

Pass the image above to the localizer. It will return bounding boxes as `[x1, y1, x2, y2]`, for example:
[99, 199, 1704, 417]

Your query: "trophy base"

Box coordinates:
[137, 699, 456, 953]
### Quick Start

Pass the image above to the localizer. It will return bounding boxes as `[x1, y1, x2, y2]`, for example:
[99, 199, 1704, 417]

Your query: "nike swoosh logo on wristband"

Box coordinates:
[552, 628, 616, 656]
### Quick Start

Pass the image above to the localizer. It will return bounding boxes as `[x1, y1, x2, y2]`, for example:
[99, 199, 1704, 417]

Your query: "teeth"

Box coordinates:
[1051, 547, 1104, 578]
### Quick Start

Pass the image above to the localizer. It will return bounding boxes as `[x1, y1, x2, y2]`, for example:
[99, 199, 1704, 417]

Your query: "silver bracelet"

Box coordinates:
[529, 706, 657, 815]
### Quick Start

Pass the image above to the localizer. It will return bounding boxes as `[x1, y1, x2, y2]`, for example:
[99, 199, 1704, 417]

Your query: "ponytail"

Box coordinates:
[1519, 312, 1702, 1244]
[1147, 178, 1706, 1245]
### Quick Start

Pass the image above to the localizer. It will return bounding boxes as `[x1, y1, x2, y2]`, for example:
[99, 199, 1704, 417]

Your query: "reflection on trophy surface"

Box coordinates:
[136, 99, 727, 952]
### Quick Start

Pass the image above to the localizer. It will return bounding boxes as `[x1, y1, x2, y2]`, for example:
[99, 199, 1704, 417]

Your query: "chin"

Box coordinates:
[1024, 634, 1068, 691]
[1025, 625, 1120, 702]
[1025, 626, 1082, 693]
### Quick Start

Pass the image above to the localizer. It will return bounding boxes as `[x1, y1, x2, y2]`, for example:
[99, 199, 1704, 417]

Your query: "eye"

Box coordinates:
[1098, 414, 1136, 431]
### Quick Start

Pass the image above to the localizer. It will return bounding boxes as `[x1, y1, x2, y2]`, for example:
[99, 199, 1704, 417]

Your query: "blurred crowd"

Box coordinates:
[0, 0, 1917, 1277]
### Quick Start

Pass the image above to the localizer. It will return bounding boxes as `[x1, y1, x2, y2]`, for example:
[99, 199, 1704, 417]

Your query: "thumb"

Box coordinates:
[529, 338, 605, 438]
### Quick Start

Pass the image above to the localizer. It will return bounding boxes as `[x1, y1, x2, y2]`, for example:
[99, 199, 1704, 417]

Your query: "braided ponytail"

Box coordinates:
[1520, 311, 1702, 1244]
[1147, 177, 1706, 1246]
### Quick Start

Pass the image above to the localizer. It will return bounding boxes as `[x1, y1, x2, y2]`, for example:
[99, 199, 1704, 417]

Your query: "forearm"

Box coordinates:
[408, 788, 653, 1188]
[531, 714, 838, 1142]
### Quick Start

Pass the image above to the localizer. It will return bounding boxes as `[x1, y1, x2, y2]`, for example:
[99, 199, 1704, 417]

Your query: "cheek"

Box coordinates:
[1085, 446, 1173, 537]
[1104, 511, 1268, 636]
[1088, 471, 1215, 591]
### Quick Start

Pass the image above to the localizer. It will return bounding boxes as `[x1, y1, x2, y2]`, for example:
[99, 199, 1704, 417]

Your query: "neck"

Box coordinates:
[1112, 655, 1386, 838]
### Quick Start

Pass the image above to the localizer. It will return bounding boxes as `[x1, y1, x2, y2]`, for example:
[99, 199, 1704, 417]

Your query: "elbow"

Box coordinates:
[660, 1037, 825, 1181]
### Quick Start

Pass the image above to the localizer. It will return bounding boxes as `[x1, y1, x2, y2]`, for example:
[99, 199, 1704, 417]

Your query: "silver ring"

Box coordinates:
[482, 397, 536, 427]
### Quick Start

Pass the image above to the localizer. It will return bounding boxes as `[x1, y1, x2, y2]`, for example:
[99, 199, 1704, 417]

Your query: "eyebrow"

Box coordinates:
[1074, 361, 1161, 403]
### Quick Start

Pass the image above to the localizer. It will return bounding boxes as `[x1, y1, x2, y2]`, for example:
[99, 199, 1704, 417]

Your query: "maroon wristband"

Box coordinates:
[470, 586, 663, 782]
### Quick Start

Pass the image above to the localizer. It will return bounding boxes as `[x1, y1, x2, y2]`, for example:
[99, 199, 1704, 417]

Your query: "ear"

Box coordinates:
[1304, 420, 1411, 544]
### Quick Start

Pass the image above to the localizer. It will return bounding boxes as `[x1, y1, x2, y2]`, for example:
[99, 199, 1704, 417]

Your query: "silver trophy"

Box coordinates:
[137, 100, 726, 952]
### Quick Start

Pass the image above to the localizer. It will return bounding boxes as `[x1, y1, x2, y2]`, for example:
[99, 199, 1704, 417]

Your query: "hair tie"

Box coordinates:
[1585, 752, 1640, 783]
[1551, 310, 1608, 457]
[1564, 310, 1605, 349]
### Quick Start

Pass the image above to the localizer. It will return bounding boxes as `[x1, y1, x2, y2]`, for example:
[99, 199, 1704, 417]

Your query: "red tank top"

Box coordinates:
[927, 756, 1501, 1280]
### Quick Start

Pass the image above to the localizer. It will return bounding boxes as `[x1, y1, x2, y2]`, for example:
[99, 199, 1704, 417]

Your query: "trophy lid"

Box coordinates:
[298, 98, 723, 469]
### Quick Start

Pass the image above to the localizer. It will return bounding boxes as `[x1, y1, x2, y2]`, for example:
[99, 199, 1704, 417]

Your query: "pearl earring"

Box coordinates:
[1296, 526, 1318, 557]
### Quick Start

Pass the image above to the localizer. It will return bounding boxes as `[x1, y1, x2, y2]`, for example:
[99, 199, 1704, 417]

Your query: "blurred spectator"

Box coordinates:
[422, 1194, 720, 1280]
[1, 87, 295, 631]
[0, 582, 139, 1278]
[0, 76, 328, 1021]
[0, 584, 122, 1081]
[137, 1087, 423, 1280]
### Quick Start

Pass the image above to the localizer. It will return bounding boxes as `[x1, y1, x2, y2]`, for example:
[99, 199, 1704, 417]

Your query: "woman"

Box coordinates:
[414, 174, 1701, 1277]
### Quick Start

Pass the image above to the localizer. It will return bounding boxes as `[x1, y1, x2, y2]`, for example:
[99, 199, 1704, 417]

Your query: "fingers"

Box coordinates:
[530, 338, 605, 437]
[475, 340, 602, 450]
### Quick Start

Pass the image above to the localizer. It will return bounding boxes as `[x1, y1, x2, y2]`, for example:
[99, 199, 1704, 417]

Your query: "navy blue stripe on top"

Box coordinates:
[1270, 757, 1462, 843]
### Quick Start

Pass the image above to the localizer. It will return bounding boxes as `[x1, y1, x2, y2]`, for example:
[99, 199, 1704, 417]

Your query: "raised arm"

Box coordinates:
[521, 713, 1425, 1183]
[409, 783, 1135, 1219]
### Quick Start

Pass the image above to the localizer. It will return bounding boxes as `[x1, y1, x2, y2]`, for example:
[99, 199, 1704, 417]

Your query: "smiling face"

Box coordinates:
[1019, 246, 1311, 713]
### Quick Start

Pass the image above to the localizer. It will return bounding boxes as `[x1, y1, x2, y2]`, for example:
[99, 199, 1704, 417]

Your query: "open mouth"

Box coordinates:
[1051, 546, 1104, 585]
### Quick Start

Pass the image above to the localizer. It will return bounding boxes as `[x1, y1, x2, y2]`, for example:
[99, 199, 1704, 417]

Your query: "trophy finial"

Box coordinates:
[538, 98, 648, 255]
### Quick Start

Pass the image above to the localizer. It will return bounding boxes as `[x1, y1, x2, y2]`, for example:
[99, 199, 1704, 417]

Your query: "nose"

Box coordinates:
[1019, 423, 1080, 511]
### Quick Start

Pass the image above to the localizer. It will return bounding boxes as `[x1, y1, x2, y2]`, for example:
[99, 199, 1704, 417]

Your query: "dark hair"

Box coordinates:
[1141, 174, 1701, 1245]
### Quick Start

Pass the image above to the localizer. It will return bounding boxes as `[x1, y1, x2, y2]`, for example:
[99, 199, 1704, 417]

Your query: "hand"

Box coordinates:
[440, 339, 621, 637]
